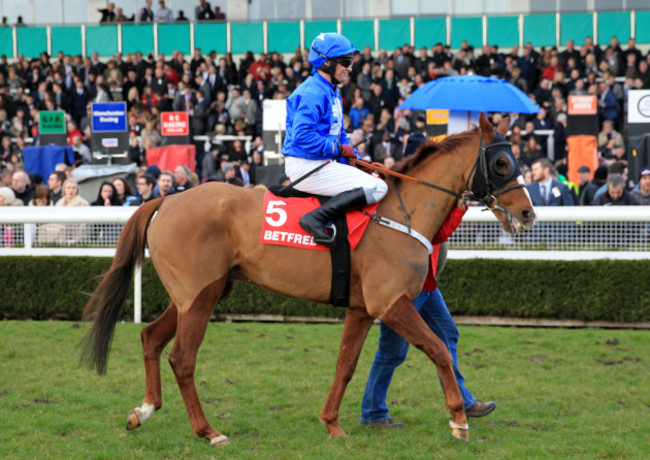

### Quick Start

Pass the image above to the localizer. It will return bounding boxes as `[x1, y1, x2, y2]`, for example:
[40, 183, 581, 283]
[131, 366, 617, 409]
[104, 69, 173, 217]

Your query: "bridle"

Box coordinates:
[465, 136, 525, 213]
[348, 133, 526, 242]
[350, 133, 525, 213]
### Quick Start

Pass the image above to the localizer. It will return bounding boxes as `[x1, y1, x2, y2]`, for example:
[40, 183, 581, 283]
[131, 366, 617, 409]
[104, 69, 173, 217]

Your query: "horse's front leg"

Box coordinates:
[378, 294, 469, 441]
[320, 307, 374, 438]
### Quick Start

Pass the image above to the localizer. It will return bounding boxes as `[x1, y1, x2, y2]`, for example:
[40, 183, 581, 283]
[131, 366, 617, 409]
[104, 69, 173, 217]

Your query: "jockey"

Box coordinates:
[282, 32, 388, 244]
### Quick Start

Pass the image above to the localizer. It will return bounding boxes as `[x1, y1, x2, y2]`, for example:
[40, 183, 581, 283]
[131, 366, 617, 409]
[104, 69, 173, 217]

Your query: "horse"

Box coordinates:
[81, 113, 535, 446]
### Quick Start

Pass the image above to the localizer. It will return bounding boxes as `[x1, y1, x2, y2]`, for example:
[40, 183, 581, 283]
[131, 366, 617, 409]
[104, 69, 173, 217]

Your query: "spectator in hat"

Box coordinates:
[591, 164, 608, 189]
[576, 166, 599, 206]
[632, 167, 650, 205]
[591, 173, 640, 205]
[145, 164, 161, 180]
[0, 186, 23, 206]
[223, 163, 243, 186]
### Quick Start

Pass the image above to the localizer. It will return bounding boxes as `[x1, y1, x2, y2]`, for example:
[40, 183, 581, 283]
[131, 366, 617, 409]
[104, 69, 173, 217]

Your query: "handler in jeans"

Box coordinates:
[361, 199, 496, 427]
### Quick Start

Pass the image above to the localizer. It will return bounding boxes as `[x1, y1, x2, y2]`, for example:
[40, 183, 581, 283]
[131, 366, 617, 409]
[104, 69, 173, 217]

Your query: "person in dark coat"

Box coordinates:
[576, 166, 598, 206]
[190, 89, 210, 136]
[591, 174, 640, 206]
[526, 157, 574, 206]
[70, 79, 91, 125]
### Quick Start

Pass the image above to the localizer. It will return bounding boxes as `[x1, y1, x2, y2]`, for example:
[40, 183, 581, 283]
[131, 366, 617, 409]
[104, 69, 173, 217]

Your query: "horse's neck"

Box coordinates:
[385, 139, 477, 242]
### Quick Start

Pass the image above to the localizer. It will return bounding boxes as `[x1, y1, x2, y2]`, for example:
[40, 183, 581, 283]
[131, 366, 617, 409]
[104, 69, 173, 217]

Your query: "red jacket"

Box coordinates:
[422, 206, 467, 291]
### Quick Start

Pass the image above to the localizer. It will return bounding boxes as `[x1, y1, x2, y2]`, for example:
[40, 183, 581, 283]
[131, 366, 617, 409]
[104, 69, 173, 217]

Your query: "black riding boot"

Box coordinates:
[299, 188, 369, 245]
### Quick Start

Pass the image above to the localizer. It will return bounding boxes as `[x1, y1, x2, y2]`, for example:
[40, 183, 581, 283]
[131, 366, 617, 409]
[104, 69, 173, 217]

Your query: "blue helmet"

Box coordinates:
[309, 33, 358, 69]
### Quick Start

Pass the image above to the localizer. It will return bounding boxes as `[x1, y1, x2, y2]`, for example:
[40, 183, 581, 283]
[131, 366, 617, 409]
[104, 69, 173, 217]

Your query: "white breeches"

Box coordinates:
[284, 157, 388, 203]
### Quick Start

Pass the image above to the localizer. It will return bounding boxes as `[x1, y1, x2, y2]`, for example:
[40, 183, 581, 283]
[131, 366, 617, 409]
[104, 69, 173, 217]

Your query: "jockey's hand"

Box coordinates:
[337, 143, 357, 160]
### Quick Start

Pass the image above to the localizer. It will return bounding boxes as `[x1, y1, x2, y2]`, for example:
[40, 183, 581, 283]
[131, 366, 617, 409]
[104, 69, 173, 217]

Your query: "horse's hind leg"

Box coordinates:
[377, 294, 469, 441]
[168, 278, 229, 446]
[127, 302, 178, 430]
[320, 308, 374, 438]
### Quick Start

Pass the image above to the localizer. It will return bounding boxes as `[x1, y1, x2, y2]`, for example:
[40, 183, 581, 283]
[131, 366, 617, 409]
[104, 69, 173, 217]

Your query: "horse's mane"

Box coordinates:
[392, 127, 479, 175]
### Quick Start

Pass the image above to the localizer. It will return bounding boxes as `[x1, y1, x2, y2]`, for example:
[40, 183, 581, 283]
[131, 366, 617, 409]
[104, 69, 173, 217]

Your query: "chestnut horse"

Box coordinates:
[81, 113, 535, 446]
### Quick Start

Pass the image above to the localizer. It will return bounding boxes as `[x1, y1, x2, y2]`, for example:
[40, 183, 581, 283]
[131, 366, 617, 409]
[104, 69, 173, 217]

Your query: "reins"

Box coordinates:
[348, 157, 464, 200]
[348, 135, 525, 208]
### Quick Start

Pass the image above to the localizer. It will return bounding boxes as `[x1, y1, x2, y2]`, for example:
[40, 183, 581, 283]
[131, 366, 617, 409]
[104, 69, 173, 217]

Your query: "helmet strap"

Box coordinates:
[318, 60, 340, 85]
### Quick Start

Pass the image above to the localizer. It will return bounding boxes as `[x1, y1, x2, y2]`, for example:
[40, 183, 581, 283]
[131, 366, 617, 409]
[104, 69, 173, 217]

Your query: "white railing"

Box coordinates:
[449, 205, 650, 260]
[0, 207, 143, 322]
[2, 206, 649, 321]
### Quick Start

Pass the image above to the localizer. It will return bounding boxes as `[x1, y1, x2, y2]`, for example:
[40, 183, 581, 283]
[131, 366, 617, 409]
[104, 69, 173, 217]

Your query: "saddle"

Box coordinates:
[264, 185, 375, 308]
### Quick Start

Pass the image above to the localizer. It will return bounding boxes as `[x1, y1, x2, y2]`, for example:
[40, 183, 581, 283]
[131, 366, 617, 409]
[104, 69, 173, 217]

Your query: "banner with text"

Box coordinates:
[161, 112, 189, 136]
[91, 102, 127, 132]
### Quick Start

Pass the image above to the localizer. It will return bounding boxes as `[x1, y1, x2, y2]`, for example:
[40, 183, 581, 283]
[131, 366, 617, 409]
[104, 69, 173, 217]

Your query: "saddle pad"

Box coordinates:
[260, 191, 379, 251]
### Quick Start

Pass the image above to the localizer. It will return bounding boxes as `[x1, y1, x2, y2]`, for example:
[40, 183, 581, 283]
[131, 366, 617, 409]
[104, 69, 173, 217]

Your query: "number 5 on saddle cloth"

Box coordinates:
[260, 185, 379, 307]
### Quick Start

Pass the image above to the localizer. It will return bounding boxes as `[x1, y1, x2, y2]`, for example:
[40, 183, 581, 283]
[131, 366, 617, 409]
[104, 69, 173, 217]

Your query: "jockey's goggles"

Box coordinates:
[310, 47, 353, 68]
[335, 57, 353, 68]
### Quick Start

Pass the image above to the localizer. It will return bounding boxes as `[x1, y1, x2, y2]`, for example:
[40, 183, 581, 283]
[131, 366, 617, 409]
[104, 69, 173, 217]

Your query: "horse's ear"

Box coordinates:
[479, 112, 495, 143]
[496, 116, 509, 137]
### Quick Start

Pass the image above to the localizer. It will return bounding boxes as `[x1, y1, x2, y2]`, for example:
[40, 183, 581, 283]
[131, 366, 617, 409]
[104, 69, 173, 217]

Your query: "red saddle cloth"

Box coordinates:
[260, 191, 379, 251]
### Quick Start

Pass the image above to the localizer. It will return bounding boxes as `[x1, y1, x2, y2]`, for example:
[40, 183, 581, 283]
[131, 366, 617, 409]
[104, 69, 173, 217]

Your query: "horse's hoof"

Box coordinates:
[210, 435, 230, 446]
[328, 430, 349, 439]
[126, 410, 142, 430]
[449, 420, 469, 442]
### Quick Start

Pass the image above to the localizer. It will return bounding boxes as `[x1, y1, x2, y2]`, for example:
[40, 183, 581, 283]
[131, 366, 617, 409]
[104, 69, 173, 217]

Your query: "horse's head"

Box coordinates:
[471, 113, 536, 234]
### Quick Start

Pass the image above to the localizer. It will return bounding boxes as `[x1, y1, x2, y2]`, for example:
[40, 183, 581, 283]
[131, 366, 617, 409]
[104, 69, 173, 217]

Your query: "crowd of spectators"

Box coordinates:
[0, 26, 649, 216]
[97, 1, 226, 24]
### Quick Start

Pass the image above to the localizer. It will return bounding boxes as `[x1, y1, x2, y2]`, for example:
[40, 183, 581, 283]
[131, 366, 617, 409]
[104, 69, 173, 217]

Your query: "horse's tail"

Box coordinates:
[80, 198, 163, 375]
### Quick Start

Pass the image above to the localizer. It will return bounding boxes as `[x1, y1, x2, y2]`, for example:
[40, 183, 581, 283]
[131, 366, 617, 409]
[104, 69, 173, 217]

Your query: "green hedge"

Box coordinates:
[1, 257, 648, 323]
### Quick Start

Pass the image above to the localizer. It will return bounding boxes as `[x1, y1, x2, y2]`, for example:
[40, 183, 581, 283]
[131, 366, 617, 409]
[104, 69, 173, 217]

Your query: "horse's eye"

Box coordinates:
[494, 155, 512, 176]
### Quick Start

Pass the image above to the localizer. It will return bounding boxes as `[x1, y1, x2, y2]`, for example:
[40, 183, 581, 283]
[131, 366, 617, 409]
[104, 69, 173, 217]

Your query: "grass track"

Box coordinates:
[0, 321, 648, 459]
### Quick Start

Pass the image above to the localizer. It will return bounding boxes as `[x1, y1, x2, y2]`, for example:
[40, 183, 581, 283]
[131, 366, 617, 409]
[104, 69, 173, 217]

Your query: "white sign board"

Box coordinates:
[262, 99, 287, 163]
[262, 99, 287, 131]
[627, 90, 650, 124]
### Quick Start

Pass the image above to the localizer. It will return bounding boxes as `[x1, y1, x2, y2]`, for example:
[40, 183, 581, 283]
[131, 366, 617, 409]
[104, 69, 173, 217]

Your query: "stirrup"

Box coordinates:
[313, 223, 337, 245]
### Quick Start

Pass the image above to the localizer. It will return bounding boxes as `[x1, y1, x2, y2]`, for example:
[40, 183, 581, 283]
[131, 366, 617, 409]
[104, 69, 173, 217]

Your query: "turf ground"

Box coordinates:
[0, 321, 647, 459]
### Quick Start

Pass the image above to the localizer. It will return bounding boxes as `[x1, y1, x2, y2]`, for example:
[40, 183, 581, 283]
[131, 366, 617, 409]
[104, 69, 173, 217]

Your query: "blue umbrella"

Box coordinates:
[398, 74, 540, 114]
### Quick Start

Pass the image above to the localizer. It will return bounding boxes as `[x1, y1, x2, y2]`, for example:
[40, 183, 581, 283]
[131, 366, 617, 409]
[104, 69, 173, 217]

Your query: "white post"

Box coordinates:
[24, 223, 34, 249]
[134, 263, 142, 324]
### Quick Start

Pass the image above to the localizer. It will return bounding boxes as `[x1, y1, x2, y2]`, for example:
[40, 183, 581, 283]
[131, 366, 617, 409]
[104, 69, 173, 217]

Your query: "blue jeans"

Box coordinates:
[360, 289, 477, 423]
